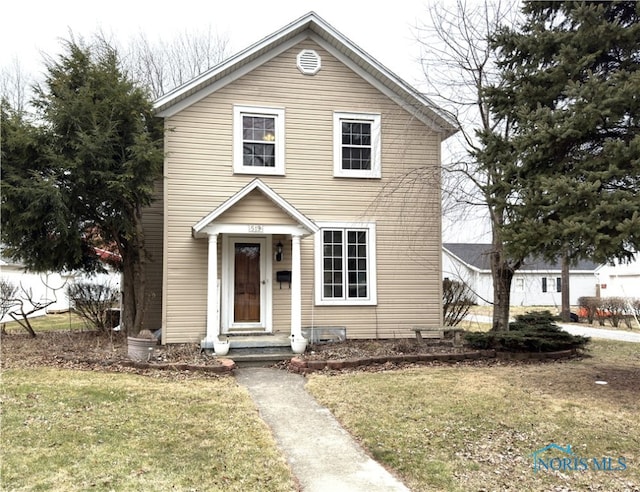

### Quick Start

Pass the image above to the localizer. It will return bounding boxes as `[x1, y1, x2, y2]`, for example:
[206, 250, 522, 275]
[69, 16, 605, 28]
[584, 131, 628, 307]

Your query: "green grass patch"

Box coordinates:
[2, 312, 87, 334]
[306, 340, 640, 491]
[1, 369, 295, 491]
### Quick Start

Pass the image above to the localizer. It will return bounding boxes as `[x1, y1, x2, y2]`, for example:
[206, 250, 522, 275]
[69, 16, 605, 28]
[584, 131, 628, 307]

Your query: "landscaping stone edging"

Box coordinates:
[54, 354, 236, 373]
[121, 358, 236, 373]
[289, 349, 578, 373]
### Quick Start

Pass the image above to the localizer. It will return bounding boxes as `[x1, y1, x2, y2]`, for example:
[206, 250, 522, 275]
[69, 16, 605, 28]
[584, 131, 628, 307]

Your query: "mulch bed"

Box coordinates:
[1, 330, 580, 377]
[1, 331, 232, 377]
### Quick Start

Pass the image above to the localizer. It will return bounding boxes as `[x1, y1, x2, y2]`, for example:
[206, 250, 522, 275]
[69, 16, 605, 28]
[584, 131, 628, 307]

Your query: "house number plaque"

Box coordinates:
[248, 224, 264, 232]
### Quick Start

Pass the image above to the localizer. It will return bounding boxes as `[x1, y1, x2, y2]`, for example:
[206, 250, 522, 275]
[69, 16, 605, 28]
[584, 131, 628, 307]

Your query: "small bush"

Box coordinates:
[443, 279, 475, 327]
[631, 299, 640, 324]
[68, 282, 119, 332]
[578, 296, 600, 324]
[465, 310, 590, 352]
[600, 297, 628, 328]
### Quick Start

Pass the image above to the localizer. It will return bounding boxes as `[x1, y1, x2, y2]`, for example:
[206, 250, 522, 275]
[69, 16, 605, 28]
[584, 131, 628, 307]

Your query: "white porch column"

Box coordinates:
[202, 233, 219, 347]
[291, 234, 302, 338]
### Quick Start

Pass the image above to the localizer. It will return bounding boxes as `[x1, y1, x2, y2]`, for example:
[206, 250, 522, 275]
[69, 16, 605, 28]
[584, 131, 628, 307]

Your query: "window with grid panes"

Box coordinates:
[233, 106, 285, 175]
[317, 224, 376, 305]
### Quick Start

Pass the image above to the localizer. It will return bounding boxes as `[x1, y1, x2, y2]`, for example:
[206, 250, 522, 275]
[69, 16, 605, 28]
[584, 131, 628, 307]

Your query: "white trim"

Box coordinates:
[200, 223, 310, 236]
[201, 234, 220, 347]
[314, 221, 377, 306]
[291, 234, 303, 337]
[221, 236, 272, 333]
[153, 12, 457, 138]
[233, 105, 285, 176]
[154, 34, 304, 117]
[192, 179, 318, 236]
[333, 112, 381, 178]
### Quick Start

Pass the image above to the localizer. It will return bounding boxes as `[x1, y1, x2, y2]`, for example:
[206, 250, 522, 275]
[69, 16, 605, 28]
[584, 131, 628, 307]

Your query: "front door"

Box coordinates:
[234, 242, 261, 323]
[223, 236, 271, 333]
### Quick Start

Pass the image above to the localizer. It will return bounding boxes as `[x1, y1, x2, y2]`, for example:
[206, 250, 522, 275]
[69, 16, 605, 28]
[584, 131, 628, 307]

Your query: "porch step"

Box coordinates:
[222, 334, 295, 366]
[227, 333, 291, 349]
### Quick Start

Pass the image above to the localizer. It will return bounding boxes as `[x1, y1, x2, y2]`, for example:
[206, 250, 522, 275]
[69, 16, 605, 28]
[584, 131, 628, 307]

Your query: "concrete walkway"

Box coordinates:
[235, 367, 410, 492]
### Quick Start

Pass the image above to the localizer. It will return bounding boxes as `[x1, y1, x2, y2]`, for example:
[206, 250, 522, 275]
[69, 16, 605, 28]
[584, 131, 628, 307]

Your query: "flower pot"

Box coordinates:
[290, 335, 308, 354]
[127, 336, 158, 361]
[214, 340, 230, 356]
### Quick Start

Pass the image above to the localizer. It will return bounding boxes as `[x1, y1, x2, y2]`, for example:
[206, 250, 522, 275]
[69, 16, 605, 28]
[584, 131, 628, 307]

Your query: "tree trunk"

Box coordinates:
[120, 205, 147, 337]
[490, 249, 515, 332]
[560, 254, 571, 322]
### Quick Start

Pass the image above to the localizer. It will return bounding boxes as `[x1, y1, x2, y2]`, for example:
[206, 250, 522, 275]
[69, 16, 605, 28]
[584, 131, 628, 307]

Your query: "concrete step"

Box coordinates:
[230, 351, 295, 367]
[226, 333, 291, 349]
[217, 334, 296, 366]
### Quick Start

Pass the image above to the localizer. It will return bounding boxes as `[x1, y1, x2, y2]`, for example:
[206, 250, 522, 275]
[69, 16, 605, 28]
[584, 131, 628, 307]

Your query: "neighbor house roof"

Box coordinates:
[153, 11, 458, 139]
[443, 243, 600, 272]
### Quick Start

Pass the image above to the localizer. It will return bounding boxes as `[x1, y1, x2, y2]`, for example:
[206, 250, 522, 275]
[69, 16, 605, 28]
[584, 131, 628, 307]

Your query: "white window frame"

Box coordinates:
[314, 221, 377, 306]
[515, 277, 524, 292]
[233, 105, 285, 176]
[333, 112, 381, 178]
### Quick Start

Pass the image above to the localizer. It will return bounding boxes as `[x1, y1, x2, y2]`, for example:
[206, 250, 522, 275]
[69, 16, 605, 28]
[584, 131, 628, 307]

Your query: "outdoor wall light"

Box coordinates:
[275, 241, 283, 262]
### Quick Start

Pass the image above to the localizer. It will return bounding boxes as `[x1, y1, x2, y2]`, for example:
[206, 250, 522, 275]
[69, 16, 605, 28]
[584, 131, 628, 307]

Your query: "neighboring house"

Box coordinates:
[0, 256, 74, 322]
[442, 243, 599, 307]
[596, 254, 640, 299]
[146, 12, 457, 345]
[0, 250, 121, 324]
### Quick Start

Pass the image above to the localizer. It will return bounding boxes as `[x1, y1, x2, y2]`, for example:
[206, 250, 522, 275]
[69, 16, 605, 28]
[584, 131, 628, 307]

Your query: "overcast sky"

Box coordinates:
[1, 0, 430, 87]
[2, 0, 491, 242]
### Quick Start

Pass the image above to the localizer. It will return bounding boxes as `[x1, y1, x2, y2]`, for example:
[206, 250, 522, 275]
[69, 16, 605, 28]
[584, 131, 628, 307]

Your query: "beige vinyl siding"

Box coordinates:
[141, 178, 164, 332]
[162, 39, 442, 343]
[271, 234, 292, 333]
[215, 189, 300, 225]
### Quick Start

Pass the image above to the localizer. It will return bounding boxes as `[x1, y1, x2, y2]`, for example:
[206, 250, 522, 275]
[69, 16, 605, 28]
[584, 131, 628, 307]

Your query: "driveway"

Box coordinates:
[557, 323, 640, 343]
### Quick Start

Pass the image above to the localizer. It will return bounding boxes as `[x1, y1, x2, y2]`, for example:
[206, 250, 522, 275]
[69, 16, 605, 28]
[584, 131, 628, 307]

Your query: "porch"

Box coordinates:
[191, 180, 319, 350]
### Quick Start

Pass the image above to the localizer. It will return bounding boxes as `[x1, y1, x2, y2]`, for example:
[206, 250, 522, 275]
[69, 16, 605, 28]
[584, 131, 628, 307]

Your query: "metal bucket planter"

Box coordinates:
[127, 335, 158, 361]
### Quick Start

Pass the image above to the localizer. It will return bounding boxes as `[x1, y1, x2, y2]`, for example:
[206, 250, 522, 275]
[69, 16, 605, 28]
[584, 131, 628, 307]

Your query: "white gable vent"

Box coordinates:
[297, 49, 321, 75]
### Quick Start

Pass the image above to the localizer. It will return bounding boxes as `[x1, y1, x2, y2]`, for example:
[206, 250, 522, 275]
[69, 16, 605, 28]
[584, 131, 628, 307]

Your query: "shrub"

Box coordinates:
[68, 282, 119, 332]
[442, 278, 475, 327]
[464, 310, 590, 352]
[631, 299, 640, 323]
[578, 296, 600, 324]
[600, 297, 628, 328]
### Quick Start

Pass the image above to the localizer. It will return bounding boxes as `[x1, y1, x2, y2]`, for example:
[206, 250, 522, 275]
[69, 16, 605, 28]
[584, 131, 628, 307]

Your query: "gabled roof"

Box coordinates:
[192, 179, 318, 237]
[443, 243, 600, 272]
[154, 12, 458, 139]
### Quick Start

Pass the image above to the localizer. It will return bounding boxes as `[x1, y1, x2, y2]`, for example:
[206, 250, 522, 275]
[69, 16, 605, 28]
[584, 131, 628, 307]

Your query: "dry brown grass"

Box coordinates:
[1, 368, 296, 491]
[306, 340, 640, 491]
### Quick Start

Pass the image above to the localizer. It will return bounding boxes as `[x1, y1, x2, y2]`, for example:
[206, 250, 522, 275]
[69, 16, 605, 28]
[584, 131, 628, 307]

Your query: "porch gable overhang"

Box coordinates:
[192, 179, 318, 238]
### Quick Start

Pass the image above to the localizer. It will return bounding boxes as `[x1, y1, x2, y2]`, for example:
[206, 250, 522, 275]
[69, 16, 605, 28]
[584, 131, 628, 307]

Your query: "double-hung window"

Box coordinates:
[541, 277, 561, 293]
[315, 222, 377, 305]
[333, 112, 381, 178]
[233, 105, 285, 175]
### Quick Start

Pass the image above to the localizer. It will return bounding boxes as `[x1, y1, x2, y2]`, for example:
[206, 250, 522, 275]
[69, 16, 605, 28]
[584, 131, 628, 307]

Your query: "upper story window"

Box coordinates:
[333, 112, 381, 178]
[234, 105, 285, 175]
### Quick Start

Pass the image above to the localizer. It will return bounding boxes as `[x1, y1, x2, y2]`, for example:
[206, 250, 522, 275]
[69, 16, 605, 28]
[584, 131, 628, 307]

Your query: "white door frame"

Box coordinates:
[221, 236, 272, 333]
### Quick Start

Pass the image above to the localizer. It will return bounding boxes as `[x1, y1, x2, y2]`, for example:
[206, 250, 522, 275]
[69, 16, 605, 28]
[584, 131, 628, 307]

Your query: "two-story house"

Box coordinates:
[146, 12, 457, 348]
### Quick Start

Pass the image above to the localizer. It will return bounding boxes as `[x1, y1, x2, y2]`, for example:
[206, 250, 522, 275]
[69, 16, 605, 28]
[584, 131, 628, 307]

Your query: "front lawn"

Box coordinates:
[1, 369, 296, 491]
[306, 340, 640, 491]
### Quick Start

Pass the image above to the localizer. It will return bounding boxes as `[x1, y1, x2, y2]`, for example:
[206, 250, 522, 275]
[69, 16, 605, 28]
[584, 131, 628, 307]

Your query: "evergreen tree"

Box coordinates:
[1, 39, 163, 335]
[488, 1, 640, 267]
